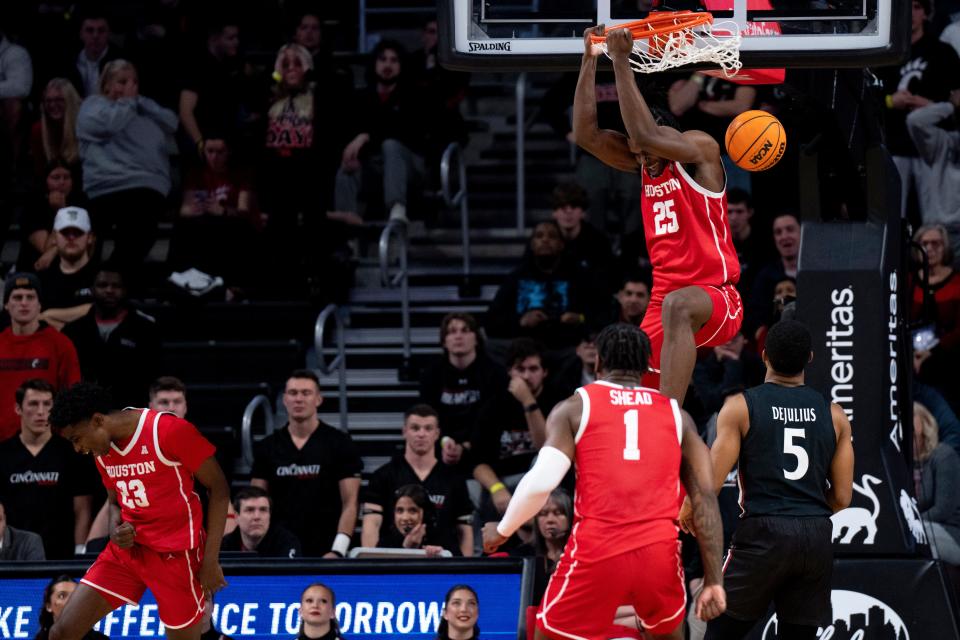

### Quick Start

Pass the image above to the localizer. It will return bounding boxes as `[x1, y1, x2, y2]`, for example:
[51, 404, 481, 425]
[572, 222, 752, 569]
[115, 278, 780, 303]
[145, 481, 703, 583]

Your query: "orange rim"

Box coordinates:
[588, 11, 714, 43]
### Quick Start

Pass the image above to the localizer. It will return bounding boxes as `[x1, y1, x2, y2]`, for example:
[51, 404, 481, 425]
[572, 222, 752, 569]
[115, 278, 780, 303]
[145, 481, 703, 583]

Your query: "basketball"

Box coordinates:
[725, 110, 787, 172]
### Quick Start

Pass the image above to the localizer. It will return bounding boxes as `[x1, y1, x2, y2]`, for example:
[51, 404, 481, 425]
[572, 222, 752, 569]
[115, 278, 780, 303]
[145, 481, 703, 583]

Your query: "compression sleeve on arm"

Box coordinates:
[496, 446, 572, 538]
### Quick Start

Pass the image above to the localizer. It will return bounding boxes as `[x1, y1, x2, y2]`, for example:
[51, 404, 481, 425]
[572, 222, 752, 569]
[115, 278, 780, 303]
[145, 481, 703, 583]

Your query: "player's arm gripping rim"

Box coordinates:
[572, 26, 639, 173]
[604, 29, 723, 174]
[195, 456, 231, 598]
[678, 411, 727, 621]
[480, 395, 579, 553]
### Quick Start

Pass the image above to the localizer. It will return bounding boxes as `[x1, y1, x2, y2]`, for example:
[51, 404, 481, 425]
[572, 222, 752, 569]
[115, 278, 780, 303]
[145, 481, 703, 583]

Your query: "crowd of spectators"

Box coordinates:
[1, 6, 960, 640]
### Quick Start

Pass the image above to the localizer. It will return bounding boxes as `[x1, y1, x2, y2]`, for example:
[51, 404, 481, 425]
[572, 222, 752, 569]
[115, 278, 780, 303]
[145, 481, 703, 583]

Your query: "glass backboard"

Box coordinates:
[438, 0, 909, 71]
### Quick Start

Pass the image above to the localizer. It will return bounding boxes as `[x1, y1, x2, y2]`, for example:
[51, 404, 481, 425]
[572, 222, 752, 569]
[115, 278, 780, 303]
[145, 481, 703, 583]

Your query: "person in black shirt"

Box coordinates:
[221, 486, 301, 558]
[37, 207, 98, 331]
[472, 338, 567, 515]
[33, 575, 108, 640]
[252, 370, 362, 557]
[680, 321, 855, 639]
[418, 313, 508, 468]
[725, 188, 771, 297]
[295, 583, 346, 640]
[377, 484, 448, 556]
[62, 266, 160, 408]
[550, 182, 614, 294]
[361, 404, 474, 556]
[0, 379, 95, 560]
[509, 488, 573, 605]
[18, 160, 88, 273]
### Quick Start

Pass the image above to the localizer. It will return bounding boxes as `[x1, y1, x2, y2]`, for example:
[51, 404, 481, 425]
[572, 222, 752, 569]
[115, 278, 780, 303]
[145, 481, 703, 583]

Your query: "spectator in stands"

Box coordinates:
[914, 402, 960, 565]
[199, 594, 233, 640]
[747, 213, 800, 339]
[179, 18, 245, 154]
[551, 182, 614, 291]
[148, 375, 188, 417]
[252, 370, 363, 557]
[297, 583, 345, 640]
[335, 39, 430, 225]
[77, 59, 177, 276]
[30, 78, 81, 181]
[362, 405, 474, 556]
[36, 207, 97, 330]
[0, 28, 33, 165]
[472, 338, 566, 515]
[0, 273, 81, 440]
[693, 332, 765, 419]
[418, 313, 508, 468]
[174, 133, 257, 296]
[509, 488, 572, 604]
[377, 484, 448, 556]
[221, 486, 301, 558]
[752, 276, 797, 354]
[877, 0, 960, 218]
[554, 331, 600, 394]
[65, 10, 123, 97]
[915, 382, 960, 453]
[907, 89, 960, 255]
[726, 187, 770, 296]
[613, 271, 651, 325]
[911, 224, 960, 387]
[62, 265, 160, 407]
[436, 585, 480, 640]
[486, 221, 593, 350]
[34, 575, 107, 640]
[18, 160, 88, 273]
[0, 497, 45, 561]
[668, 72, 757, 191]
[409, 19, 470, 163]
[0, 379, 94, 559]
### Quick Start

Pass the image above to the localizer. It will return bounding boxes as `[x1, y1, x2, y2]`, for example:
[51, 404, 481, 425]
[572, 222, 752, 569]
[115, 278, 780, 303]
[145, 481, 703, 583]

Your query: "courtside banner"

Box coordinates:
[0, 559, 530, 640]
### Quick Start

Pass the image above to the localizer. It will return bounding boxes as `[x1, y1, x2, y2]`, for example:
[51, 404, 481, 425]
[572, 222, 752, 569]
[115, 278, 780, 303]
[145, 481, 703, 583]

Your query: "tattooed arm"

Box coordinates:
[679, 411, 727, 621]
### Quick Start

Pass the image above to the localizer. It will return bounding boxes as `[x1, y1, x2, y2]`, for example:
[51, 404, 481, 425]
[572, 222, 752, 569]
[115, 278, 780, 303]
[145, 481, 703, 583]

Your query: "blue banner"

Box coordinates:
[0, 567, 524, 640]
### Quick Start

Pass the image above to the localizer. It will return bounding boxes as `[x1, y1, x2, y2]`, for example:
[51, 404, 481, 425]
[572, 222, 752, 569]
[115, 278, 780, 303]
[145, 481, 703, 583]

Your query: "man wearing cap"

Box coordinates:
[0, 273, 81, 440]
[37, 207, 98, 330]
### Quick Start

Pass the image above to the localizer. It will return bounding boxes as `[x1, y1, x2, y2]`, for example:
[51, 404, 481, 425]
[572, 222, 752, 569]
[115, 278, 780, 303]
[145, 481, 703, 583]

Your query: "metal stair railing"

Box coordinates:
[378, 221, 414, 380]
[315, 303, 349, 431]
[240, 394, 275, 474]
[440, 142, 481, 298]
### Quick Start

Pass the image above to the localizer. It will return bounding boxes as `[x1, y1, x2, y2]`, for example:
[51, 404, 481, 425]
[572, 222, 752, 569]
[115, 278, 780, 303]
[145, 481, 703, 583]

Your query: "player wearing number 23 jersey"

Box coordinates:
[482, 324, 727, 640]
[50, 383, 230, 638]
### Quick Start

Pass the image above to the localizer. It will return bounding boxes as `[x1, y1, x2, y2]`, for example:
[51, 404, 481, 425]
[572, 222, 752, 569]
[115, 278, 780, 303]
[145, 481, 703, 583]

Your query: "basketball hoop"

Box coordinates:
[589, 12, 742, 77]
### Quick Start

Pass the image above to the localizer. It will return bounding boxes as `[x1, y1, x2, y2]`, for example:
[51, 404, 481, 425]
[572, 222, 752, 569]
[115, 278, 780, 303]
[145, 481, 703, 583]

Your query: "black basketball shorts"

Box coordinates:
[721, 515, 833, 627]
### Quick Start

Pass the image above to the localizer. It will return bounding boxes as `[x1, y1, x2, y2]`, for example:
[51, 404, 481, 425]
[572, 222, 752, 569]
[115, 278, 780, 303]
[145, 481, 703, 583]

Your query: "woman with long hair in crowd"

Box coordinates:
[914, 402, 960, 565]
[911, 224, 960, 393]
[295, 583, 346, 640]
[31, 78, 81, 179]
[380, 484, 448, 556]
[510, 488, 572, 604]
[437, 585, 480, 640]
[34, 576, 107, 640]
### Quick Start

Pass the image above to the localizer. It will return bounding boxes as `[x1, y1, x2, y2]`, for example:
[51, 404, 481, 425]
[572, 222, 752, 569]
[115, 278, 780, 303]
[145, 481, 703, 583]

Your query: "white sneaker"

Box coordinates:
[389, 203, 409, 225]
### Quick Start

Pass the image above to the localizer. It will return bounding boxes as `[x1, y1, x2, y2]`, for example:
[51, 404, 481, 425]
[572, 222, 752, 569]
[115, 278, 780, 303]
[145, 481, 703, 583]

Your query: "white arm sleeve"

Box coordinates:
[496, 446, 572, 538]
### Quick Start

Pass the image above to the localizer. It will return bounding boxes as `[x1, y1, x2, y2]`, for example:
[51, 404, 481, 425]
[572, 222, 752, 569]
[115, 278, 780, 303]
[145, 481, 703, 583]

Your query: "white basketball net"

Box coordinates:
[600, 19, 743, 77]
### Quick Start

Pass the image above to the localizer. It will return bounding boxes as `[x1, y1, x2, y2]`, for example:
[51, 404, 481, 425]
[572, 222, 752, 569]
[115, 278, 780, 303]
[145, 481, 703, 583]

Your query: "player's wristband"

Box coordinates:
[885, 94, 894, 109]
[524, 403, 540, 413]
[74, 543, 86, 555]
[489, 482, 507, 495]
[331, 532, 351, 557]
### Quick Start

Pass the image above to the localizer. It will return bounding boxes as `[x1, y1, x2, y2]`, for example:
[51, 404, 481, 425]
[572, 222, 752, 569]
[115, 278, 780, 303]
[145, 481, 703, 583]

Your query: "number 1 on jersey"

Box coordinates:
[623, 410, 640, 461]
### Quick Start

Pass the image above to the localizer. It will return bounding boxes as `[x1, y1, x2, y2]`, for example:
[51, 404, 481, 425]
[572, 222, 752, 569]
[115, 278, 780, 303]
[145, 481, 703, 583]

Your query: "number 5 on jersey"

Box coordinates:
[653, 200, 679, 236]
[783, 428, 809, 480]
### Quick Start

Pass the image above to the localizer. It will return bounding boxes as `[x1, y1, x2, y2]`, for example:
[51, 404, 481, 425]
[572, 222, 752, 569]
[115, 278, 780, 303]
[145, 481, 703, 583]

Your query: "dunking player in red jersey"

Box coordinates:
[573, 26, 742, 402]
[48, 382, 230, 640]
[483, 323, 726, 639]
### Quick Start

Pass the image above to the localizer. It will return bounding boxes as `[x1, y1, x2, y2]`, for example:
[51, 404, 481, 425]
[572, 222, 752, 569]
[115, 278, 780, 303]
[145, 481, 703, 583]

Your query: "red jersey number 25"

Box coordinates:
[653, 200, 679, 236]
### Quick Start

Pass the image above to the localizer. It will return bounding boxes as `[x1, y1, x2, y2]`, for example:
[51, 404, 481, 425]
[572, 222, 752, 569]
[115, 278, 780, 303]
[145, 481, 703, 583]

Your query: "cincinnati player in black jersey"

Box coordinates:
[680, 320, 854, 640]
